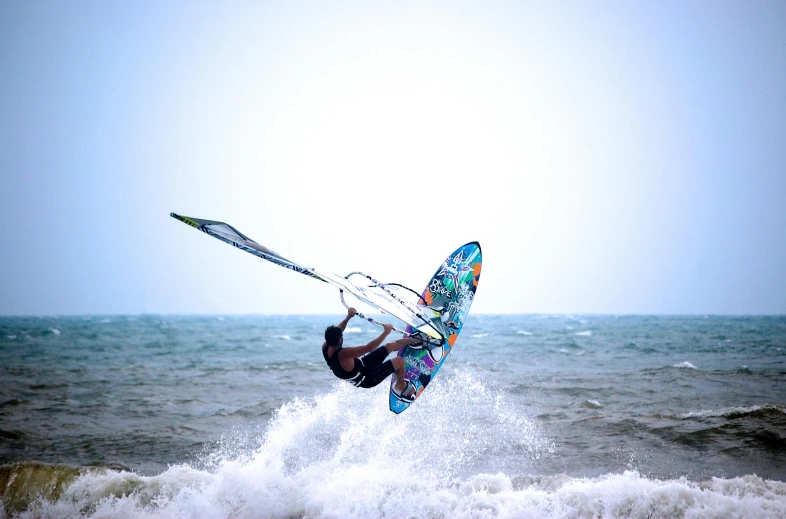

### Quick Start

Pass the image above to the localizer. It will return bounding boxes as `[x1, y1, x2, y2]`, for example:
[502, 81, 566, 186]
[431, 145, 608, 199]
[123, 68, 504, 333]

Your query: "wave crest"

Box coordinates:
[5, 465, 786, 518]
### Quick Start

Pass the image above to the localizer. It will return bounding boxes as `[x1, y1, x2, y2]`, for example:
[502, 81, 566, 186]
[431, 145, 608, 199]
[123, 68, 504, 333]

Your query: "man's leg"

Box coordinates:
[385, 337, 418, 354]
[388, 338, 418, 395]
[391, 357, 415, 396]
[357, 338, 418, 393]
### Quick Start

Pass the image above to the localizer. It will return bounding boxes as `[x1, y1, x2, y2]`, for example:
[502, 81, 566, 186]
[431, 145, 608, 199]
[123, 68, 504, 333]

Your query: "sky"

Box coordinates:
[1, 1, 785, 315]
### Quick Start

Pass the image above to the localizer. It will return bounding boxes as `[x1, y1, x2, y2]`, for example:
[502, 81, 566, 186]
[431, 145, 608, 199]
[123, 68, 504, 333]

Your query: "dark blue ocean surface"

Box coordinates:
[1, 315, 785, 517]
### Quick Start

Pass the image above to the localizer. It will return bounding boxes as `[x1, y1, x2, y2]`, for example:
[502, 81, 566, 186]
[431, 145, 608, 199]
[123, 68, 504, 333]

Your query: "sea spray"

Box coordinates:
[7, 464, 786, 518]
[3, 371, 554, 517]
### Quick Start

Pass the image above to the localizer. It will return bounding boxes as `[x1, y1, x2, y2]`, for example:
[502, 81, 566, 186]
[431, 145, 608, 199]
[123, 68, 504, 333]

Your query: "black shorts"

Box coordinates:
[355, 346, 395, 389]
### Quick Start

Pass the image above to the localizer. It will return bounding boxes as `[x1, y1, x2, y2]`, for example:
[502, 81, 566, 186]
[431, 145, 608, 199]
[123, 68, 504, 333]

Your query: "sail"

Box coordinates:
[170, 213, 440, 338]
[312, 270, 442, 339]
[170, 213, 325, 281]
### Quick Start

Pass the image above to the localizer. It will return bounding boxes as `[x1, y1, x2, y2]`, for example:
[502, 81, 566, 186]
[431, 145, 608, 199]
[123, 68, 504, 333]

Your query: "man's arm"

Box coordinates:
[340, 323, 393, 359]
[336, 307, 357, 331]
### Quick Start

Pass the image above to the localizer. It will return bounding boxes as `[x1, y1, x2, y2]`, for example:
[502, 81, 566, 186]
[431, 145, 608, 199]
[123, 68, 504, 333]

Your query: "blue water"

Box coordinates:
[1, 315, 785, 518]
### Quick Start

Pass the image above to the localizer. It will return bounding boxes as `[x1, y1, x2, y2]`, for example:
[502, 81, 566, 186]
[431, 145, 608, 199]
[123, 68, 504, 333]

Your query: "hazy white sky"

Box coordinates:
[1, 1, 785, 315]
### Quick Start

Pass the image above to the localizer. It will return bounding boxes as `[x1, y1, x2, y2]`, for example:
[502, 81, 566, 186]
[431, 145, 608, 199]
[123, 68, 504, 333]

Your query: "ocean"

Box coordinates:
[1, 314, 785, 518]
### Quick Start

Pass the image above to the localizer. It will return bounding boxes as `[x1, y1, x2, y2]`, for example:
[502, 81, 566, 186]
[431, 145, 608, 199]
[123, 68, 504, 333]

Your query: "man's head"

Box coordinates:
[324, 325, 343, 346]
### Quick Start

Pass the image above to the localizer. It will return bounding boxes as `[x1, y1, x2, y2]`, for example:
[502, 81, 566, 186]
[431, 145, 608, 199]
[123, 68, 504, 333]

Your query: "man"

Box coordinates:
[322, 307, 419, 402]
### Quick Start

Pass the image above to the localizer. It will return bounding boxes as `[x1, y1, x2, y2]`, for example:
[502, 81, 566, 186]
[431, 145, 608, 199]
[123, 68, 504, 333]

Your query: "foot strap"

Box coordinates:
[393, 380, 417, 403]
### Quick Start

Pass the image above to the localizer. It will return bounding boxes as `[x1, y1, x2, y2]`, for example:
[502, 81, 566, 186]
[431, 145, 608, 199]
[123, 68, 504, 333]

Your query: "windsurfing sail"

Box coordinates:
[170, 213, 442, 340]
[170, 213, 325, 281]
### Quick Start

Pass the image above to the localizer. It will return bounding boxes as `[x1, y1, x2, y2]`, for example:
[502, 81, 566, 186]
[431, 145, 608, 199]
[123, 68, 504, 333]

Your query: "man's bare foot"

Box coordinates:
[393, 380, 416, 402]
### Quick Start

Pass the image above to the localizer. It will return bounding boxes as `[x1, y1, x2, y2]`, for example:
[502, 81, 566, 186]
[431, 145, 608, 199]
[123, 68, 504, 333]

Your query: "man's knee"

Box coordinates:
[392, 357, 405, 370]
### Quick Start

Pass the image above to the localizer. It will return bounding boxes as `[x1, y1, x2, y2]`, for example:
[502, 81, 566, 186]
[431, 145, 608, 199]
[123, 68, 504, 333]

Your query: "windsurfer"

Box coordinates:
[321, 308, 420, 402]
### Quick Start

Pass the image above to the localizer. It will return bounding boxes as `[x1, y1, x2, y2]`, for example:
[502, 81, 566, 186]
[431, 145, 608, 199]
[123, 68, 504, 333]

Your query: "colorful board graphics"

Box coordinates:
[389, 242, 482, 414]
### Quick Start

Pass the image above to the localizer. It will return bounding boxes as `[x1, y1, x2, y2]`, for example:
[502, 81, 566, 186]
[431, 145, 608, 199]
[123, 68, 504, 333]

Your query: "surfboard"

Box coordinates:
[389, 242, 482, 414]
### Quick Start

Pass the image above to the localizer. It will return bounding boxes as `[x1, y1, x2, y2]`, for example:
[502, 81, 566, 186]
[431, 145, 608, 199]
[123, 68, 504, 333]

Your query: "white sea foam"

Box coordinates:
[31, 462, 786, 518]
[19, 371, 786, 518]
[7, 335, 16, 340]
[516, 330, 532, 335]
[50, 328, 61, 336]
[673, 361, 698, 369]
[272, 335, 291, 340]
[575, 330, 592, 336]
[681, 405, 786, 419]
[471, 333, 490, 338]
[29, 371, 565, 518]
[343, 326, 363, 333]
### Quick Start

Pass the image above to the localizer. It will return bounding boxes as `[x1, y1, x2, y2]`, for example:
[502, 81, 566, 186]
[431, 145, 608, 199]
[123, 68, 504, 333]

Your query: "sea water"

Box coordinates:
[1, 315, 785, 518]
